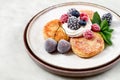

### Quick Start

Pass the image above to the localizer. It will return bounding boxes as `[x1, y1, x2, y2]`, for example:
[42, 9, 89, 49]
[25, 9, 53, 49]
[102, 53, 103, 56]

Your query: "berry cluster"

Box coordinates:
[45, 38, 71, 53]
[60, 8, 89, 30]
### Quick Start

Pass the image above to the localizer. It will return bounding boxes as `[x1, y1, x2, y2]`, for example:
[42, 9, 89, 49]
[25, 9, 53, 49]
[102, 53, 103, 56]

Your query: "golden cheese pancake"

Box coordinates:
[43, 19, 69, 41]
[80, 10, 94, 20]
[70, 32, 104, 58]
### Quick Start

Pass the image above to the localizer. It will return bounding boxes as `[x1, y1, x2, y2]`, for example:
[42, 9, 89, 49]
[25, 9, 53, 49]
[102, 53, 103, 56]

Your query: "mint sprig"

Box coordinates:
[92, 12, 114, 45]
[92, 12, 101, 25]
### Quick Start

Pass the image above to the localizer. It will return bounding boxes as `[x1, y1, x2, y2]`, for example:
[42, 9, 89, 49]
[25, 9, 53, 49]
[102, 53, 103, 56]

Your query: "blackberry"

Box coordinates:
[67, 16, 80, 30]
[102, 13, 112, 25]
[67, 8, 80, 17]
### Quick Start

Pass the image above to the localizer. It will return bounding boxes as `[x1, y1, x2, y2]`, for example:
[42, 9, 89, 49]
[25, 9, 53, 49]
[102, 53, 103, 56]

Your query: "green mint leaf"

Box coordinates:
[99, 32, 112, 45]
[99, 32, 107, 42]
[100, 20, 109, 30]
[101, 26, 109, 31]
[106, 38, 112, 45]
[92, 12, 101, 25]
[103, 30, 112, 39]
[108, 39, 112, 45]
[107, 29, 114, 32]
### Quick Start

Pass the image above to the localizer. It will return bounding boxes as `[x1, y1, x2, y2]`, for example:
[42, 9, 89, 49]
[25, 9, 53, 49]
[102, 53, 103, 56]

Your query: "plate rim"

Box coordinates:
[24, 48, 120, 77]
[23, 2, 120, 70]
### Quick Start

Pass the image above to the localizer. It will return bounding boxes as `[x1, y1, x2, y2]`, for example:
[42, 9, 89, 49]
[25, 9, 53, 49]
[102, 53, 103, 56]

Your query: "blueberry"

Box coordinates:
[102, 13, 112, 26]
[45, 38, 57, 53]
[67, 16, 80, 30]
[68, 8, 80, 17]
[79, 20, 87, 26]
[57, 39, 71, 53]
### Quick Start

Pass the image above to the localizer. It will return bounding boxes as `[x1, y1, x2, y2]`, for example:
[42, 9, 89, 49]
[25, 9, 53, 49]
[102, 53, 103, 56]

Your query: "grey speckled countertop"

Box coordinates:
[0, 0, 120, 80]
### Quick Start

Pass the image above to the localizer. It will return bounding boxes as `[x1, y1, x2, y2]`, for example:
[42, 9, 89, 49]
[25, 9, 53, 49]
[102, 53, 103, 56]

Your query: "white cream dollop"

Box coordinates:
[62, 19, 92, 37]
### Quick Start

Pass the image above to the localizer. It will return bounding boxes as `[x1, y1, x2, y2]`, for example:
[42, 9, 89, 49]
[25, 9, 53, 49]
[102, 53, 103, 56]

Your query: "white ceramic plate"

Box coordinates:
[25, 2, 120, 69]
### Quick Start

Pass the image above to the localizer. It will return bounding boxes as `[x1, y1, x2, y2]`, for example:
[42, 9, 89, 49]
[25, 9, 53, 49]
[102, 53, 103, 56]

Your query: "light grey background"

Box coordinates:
[0, 0, 120, 80]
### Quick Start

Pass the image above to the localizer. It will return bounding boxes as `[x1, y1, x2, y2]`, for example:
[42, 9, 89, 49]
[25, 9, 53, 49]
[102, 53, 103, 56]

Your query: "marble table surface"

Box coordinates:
[0, 0, 120, 80]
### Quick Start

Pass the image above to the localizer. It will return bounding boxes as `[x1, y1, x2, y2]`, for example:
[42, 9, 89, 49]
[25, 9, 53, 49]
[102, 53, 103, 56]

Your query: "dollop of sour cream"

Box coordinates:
[62, 19, 92, 37]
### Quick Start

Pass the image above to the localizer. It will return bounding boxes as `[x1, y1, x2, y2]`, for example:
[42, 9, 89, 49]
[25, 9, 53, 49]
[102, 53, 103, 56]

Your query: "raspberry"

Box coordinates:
[102, 13, 112, 26]
[80, 16, 88, 21]
[91, 23, 100, 32]
[83, 30, 94, 39]
[67, 8, 80, 17]
[60, 14, 68, 24]
[80, 12, 88, 18]
[67, 16, 80, 30]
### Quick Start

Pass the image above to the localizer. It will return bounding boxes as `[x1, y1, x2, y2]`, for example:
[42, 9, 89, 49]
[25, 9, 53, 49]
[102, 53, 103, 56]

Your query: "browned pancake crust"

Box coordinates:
[43, 19, 69, 41]
[70, 32, 104, 58]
